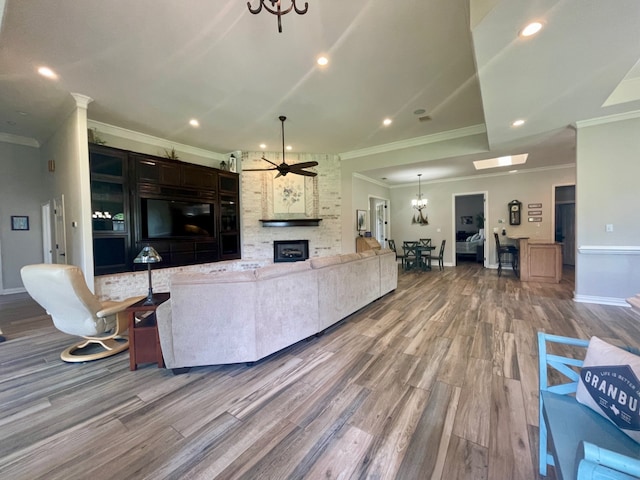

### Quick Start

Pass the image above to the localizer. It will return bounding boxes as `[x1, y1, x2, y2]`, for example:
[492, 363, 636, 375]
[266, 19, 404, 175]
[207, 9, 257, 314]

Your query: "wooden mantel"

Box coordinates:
[259, 219, 322, 227]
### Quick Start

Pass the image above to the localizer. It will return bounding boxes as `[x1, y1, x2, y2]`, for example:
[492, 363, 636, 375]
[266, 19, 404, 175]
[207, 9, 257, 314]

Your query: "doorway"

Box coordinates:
[554, 185, 575, 266]
[368, 196, 389, 248]
[53, 195, 68, 264]
[453, 192, 487, 267]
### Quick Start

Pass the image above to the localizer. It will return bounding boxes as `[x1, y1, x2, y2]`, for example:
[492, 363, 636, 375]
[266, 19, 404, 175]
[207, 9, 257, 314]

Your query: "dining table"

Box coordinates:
[403, 241, 436, 271]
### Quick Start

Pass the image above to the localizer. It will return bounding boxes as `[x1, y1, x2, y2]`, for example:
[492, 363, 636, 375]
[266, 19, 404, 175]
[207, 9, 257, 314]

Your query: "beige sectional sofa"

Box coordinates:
[155, 248, 397, 369]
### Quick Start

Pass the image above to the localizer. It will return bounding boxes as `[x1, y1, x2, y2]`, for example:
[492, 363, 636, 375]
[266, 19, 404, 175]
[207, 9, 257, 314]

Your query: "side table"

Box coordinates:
[126, 292, 170, 371]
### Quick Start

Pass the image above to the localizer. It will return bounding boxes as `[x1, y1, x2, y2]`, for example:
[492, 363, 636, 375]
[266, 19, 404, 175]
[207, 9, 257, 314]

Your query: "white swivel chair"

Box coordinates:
[20, 264, 144, 362]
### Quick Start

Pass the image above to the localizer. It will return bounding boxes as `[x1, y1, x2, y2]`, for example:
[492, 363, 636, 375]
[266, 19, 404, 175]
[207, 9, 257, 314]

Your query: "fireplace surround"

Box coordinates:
[274, 240, 309, 263]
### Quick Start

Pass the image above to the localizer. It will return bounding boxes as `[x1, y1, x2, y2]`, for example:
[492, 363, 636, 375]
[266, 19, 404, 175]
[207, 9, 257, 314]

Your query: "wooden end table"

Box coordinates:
[126, 292, 170, 371]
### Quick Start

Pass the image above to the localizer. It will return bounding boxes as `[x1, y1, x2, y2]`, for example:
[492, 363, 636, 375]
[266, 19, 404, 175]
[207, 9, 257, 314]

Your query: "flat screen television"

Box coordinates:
[141, 198, 215, 238]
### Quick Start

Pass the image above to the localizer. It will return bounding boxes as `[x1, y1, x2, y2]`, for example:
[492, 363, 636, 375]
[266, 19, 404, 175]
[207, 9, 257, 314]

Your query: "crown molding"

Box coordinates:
[87, 120, 225, 161]
[0, 132, 40, 148]
[380, 163, 576, 189]
[575, 110, 640, 128]
[339, 124, 487, 160]
[352, 172, 389, 188]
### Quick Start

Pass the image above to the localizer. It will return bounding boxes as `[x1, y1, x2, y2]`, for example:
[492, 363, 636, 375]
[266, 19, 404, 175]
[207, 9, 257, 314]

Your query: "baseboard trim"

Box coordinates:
[1, 287, 26, 295]
[573, 294, 631, 307]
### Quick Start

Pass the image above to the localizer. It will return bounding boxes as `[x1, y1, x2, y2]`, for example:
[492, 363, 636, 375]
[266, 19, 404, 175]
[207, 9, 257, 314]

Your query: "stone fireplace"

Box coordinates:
[274, 240, 309, 263]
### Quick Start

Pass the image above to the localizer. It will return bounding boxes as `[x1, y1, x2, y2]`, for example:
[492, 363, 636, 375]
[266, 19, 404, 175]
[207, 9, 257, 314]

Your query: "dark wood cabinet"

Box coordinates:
[89, 145, 132, 275]
[90, 145, 240, 274]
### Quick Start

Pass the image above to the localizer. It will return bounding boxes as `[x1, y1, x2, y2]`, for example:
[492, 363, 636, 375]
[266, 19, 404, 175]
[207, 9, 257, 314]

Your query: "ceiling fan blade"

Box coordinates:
[243, 167, 278, 172]
[289, 161, 318, 169]
[291, 169, 317, 177]
[261, 156, 280, 168]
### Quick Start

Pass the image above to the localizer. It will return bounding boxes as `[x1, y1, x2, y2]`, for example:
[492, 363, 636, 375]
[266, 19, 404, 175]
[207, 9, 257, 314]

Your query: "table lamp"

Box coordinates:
[133, 245, 162, 305]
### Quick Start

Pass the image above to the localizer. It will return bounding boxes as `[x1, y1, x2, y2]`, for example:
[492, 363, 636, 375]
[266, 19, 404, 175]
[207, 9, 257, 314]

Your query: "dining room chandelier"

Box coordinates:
[411, 174, 429, 225]
[247, 0, 309, 33]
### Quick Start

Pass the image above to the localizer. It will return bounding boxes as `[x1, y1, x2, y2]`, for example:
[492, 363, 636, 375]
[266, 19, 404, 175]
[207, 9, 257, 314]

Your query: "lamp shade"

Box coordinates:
[133, 245, 162, 264]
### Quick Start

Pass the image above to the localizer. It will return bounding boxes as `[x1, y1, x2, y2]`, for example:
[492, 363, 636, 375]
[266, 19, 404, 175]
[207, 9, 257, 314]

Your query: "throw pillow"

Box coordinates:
[576, 336, 640, 444]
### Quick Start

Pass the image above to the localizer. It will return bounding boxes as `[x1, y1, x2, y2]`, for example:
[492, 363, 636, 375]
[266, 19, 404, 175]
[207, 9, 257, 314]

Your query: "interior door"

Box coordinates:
[556, 202, 576, 266]
[53, 195, 67, 264]
[41, 202, 53, 263]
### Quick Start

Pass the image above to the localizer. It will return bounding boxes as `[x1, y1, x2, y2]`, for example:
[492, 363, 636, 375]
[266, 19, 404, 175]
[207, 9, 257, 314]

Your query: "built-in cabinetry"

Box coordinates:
[89, 144, 240, 275]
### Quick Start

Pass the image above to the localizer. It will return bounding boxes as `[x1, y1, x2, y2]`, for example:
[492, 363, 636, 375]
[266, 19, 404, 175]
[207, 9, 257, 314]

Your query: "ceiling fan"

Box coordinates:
[244, 116, 318, 178]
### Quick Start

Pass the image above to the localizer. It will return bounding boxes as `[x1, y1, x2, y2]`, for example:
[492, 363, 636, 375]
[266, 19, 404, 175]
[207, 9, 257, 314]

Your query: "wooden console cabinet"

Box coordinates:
[512, 237, 562, 283]
[356, 237, 381, 252]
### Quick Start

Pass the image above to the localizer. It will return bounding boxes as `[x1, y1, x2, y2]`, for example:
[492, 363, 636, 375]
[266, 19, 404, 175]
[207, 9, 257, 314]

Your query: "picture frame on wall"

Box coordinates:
[356, 210, 367, 233]
[11, 215, 29, 231]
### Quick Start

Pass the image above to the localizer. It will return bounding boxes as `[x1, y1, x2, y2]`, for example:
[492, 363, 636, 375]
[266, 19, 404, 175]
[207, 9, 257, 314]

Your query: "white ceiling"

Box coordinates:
[1, 0, 639, 186]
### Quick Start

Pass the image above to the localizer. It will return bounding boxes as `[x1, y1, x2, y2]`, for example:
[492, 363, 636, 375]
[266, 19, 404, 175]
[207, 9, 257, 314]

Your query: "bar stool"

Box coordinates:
[494, 233, 519, 277]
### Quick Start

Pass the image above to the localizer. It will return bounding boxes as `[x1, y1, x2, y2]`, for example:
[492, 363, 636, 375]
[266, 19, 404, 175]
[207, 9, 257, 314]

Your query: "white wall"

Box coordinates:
[575, 114, 640, 305]
[0, 141, 47, 292]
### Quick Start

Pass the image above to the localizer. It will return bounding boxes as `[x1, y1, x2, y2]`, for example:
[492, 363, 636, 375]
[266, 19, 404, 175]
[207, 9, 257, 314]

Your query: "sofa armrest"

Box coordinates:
[155, 301, 174, 368]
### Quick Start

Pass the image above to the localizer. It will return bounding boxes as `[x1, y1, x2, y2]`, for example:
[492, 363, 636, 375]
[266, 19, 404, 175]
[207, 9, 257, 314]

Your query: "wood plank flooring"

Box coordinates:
[1, 263, 639, 479]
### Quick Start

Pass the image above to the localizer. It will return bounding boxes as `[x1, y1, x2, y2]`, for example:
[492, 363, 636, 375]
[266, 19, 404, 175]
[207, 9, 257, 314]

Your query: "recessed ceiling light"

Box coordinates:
[286, 145, 292, 151]
[317, 56, 328, 66]
[189, 119, 199, 127]
[37, 66, 58, 79]
[383, 118, 392, 126]
[512, 119, 525, 127]
[259, 143, 267, 150]
[413, 109, 426, 115]
[509, 170, 518, 173]
[520, 22, 543, 37]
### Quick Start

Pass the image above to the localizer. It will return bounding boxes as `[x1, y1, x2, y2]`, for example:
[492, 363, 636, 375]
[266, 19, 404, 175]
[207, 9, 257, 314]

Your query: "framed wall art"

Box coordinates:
[356, 210, 367, 233]
[11, 215, 29, 231]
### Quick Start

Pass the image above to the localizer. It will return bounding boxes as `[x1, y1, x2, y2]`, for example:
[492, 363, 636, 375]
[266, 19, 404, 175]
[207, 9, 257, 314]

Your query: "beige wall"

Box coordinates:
[575, 114, 640, 304]
[41, 99, 94, 283]
[389, 166, 576, 267]
[0, 142, 46, 291]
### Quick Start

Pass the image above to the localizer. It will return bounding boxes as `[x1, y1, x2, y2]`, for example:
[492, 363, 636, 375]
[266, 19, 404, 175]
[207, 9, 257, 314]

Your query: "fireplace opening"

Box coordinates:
[274, 240, 309, 263]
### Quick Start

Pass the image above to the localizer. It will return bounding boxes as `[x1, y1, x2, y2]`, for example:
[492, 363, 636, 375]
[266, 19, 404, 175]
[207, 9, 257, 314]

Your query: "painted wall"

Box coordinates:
[352, 174, 391, 246]
[0, 141, 46, 291]
[389, 166, 576, 267]
[575, 115, 640, 304]
[41, 101, 94, 282]
[340, 131, 490, 252]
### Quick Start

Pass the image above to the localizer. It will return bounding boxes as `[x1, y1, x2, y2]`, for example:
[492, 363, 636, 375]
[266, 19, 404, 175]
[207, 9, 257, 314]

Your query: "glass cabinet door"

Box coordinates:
[91, 180, 127, 232]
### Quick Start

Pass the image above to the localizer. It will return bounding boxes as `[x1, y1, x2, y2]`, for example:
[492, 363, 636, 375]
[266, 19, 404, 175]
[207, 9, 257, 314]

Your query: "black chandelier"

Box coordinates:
[247, 0, 308, 33]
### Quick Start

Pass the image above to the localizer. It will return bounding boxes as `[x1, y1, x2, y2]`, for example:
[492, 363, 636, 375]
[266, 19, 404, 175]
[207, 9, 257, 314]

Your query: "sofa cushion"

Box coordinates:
[310, 255, 342, 269]
[576, 336, 640, 444]
[254, 260, 311, 280]
[173, 270, 256, 284]
[340, 253, 361, 263]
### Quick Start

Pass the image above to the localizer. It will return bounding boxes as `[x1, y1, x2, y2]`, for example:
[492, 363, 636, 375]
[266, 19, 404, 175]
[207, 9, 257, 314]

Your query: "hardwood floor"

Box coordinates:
[1, 264, 639, 479]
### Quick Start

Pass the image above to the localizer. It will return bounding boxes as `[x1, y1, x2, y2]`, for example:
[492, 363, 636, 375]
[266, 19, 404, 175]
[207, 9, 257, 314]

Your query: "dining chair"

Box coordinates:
[402, 243, 420, 271]
[427, 239, 446, 271]
[419, 238, 431, 246]
[387, 239, 405, 266]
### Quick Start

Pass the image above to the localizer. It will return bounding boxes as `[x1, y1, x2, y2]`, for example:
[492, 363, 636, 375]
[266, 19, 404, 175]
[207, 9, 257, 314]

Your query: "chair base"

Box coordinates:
[60, 335, 129, 363]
